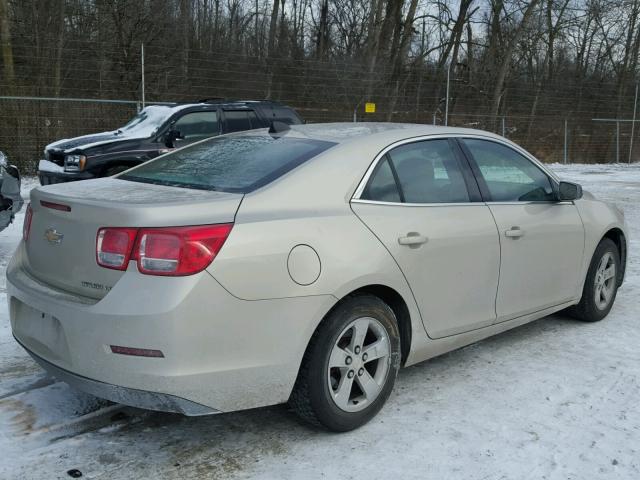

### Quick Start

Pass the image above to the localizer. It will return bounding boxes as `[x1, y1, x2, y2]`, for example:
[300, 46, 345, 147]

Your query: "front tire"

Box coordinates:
[104, 165, 131, 177]
[289, 294, 401, 432]
[570, 238, 620, 322]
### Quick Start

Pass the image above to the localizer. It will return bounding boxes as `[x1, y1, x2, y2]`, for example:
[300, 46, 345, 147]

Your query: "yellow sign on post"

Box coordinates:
[365, 102, 376, 113]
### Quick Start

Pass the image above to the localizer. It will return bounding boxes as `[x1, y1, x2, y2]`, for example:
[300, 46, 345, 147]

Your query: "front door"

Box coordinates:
[460, 138, 585, 321]
[351, 138, 501, 339]
[172, 110, 220, 146]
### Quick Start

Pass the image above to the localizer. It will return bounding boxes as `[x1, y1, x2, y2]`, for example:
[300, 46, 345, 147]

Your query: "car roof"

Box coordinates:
[284, 122, 503, 145]
[156, 99, 289, 110]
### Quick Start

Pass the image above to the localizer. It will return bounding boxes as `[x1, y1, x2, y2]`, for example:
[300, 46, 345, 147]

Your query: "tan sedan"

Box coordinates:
[8, 123, 627, 431]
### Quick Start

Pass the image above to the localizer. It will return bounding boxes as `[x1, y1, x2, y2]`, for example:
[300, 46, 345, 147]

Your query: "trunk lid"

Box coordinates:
[25, 178, 242, 299]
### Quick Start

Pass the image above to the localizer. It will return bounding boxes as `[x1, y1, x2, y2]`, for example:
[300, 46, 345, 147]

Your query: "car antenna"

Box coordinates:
[269, 121, 290, 136]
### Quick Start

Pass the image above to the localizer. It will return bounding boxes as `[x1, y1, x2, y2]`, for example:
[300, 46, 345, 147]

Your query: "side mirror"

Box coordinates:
[164, 128, 184, 148]
[558, 181, 582, 201]
[4, 164, 20, 180]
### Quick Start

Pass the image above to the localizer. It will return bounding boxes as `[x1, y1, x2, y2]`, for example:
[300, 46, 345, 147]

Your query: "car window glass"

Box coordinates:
[225, 110, 259, 132]
[120, 134, 335, 193]
[361, 157, 401, 202]
[273, 107, 302, 124]
[462, 139, 555, 202]
[386, 139, 470, 203]
[173, 111, 219, 141]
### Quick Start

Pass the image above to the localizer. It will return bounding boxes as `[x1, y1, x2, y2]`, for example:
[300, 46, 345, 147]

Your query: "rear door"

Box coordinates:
[351, 138, 501, 339]
[460, 138, 584, 321]
[222, 109, 261, 133]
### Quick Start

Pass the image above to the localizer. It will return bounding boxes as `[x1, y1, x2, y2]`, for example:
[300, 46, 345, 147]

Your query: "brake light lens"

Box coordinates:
[40, 200, 71, 212]
[95, 224, 233, 276]
[96, 227, 138, 270]
[23, 204, 33, 241]
[133, 224, 233, 276]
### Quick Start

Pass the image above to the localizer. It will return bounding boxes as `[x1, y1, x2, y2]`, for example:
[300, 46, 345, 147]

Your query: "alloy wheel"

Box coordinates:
[327, 317, 391, 412]
[594, 252, 616, 310]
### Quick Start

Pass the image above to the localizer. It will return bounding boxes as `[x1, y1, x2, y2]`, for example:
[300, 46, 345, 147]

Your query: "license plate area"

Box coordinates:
[11, 298, 71, 366]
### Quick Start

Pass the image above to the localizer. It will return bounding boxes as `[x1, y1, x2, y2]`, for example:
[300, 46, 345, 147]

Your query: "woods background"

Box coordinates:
[1, 0, 640, 172]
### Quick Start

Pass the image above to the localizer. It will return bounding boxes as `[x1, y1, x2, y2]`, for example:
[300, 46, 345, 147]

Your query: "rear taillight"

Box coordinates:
[23, 204, 33, 241]
[95, 224, 233, 276]
[96, 227, 138, 270]
[133, 224, 233, 276]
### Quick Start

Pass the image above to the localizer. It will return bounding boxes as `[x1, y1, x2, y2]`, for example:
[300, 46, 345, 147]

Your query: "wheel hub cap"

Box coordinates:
[594, 252, 616, 311]
[327, 317, 391, 413]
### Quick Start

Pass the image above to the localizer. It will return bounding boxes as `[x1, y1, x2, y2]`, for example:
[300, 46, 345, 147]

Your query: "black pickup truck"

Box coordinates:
[38, 99, 304, 185]
[0, 151, 23, 231]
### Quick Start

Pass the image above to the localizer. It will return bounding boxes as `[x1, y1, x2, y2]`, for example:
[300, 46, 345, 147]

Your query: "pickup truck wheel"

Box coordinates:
[105, 165, 131, 177]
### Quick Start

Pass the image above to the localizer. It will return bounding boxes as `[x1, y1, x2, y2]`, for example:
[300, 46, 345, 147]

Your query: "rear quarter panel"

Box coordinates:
[206, 138, 430, 362]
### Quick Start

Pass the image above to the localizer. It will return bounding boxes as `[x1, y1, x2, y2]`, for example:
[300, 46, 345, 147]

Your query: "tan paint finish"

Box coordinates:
[7, 123, 628, 414]
[487, 202, 585, 321]
[287, 245, 321, 285]
[351, 202, 501, 338]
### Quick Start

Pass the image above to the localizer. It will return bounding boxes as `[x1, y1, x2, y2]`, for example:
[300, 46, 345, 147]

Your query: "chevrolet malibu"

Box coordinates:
[8, 123, 627, 431]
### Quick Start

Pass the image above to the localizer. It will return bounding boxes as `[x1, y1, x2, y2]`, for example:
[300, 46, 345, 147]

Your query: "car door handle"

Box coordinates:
[504, 227, 525, 238]
[398, 233, 428, 247]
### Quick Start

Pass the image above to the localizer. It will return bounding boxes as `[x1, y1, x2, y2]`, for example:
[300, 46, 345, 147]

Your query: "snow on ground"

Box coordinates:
[1, 165, 639, 480]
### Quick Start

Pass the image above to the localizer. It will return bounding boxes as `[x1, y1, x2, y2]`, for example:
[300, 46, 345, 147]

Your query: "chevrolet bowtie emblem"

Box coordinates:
[44, 228, 64, 244]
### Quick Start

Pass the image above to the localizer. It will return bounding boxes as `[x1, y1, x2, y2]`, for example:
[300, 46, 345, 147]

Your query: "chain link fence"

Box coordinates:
[1, 95, 637, 175]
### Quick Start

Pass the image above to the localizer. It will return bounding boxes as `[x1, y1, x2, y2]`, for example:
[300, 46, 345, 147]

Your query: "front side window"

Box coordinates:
[120, 134, 335, 193]
[173, 111, 219, 141]
[462, 139, 555, 202]
[362, 139, 470, 204]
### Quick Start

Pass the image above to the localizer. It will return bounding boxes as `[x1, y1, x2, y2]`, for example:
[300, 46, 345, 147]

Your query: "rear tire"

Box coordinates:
[569, 238, 620, 322]
[289, 294, 401, 432]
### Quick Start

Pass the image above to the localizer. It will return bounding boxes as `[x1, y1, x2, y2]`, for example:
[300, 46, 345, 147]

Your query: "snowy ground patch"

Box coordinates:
[1, 165, 639, 479]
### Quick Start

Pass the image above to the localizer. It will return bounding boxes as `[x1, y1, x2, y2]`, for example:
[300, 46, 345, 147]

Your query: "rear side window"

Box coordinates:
[120, 135, 335, 193]
[462, 139, 555, 202]
[224, 110, 260, 133]
[362, 139, 470, 203]
[361, 158, 401, 202]
[273, 107, 303, 124]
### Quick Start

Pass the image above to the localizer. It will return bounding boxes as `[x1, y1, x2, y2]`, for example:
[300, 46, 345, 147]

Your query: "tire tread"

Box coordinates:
[288, 293, 400, 431]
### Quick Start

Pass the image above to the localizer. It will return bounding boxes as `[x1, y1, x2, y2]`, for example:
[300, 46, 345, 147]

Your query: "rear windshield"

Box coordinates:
[120, 134, 335, 193]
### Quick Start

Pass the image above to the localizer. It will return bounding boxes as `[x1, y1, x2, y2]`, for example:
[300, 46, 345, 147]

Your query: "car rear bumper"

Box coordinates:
[7, 244, 335, 414]
[18, 338, 218, 415]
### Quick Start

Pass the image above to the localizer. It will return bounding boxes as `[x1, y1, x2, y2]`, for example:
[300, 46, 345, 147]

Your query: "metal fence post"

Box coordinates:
[629, 83, 638, 164]
[445, 63, 450, 126]
[616, 120, 620, 163]
[141, 43, 146, 109]
[564, 119, 568, 164]
[501, 117, 506, 137]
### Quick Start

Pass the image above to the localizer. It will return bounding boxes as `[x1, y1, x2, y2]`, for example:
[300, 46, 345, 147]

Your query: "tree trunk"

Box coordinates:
[268, 0, 280, 55]
[0, 0, 15, 94]
[392, 0, 419, 75]
[490, 0, 541, 125]
[316, 0, 329, 59]
[180, 0, 190, 80]
[53, 0, 66, 97]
